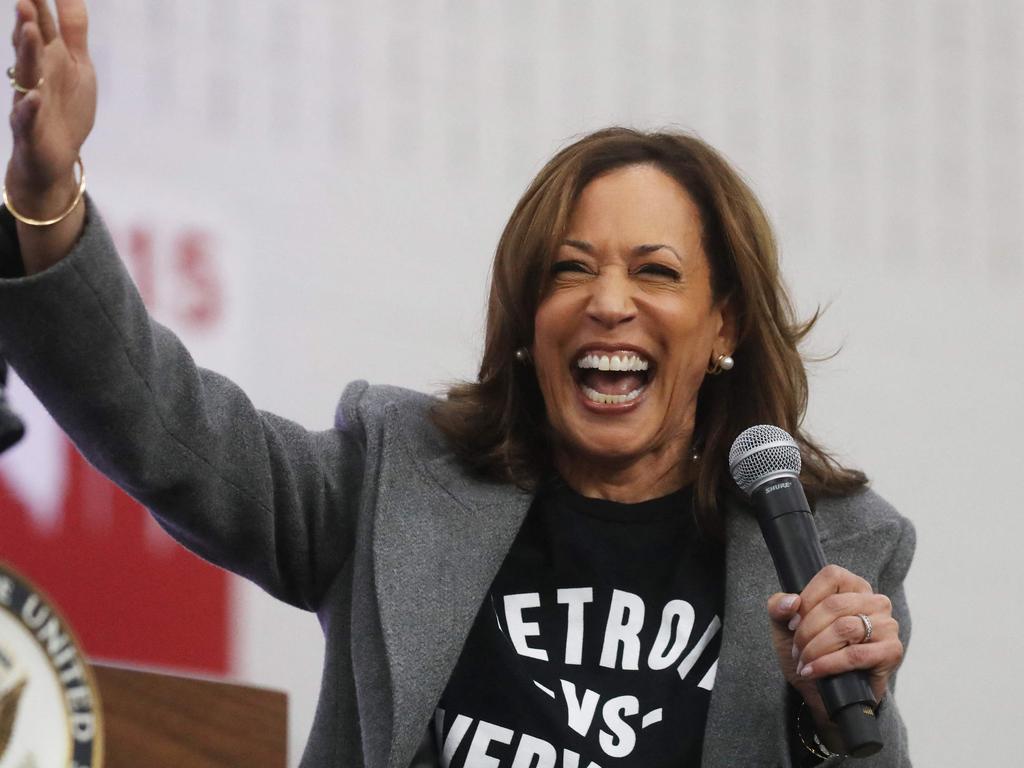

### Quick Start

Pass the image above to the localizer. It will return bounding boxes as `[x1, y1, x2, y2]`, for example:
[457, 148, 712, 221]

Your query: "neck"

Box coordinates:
[553, 442, 694, 503]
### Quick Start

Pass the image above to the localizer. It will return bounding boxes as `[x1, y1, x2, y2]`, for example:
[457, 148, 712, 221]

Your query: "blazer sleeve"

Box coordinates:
[814, 507, 916, 767]
[0, 199, 364, 611]
[868, 513, 915, 766]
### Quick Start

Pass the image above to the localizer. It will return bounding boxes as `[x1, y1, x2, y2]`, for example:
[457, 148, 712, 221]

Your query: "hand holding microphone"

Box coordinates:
[730, 426, 904, 758]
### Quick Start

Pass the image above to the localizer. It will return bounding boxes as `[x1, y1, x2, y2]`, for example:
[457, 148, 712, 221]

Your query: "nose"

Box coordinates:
[585, 270, 637, 329]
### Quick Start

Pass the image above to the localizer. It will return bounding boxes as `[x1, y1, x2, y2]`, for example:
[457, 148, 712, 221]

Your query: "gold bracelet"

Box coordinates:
[2, 157, 86, 227]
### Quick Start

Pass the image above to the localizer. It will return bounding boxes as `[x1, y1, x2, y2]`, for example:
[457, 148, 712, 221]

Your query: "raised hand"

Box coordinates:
[5, 0, 95, 271]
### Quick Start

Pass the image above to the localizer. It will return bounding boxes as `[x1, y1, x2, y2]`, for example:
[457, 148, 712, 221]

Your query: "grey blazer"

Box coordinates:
[0, 202, 913, 767]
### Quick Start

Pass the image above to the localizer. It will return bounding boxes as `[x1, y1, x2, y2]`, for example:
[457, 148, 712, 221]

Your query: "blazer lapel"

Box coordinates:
[702, 496, 837, 767]
[370, 410, 532, 768]
[701, 498, 788, 767]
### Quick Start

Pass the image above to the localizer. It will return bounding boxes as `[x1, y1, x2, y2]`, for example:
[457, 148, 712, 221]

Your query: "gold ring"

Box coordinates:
[6, 65, 43, 94]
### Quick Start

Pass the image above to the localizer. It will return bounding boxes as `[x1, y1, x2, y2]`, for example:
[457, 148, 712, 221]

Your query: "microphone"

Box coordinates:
[729, 425, 882, 758]
[0, 356, 25, 455]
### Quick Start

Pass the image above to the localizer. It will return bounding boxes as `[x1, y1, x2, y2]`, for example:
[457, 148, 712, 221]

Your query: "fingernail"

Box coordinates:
[791, 643, 799, 660]
[787, 613, 801, 632]
[799, 664, 813, 677]
[780, 594, 798, 611]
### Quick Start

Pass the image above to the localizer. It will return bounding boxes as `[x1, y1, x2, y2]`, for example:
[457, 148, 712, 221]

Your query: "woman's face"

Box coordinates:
[532, 164, 735, 486]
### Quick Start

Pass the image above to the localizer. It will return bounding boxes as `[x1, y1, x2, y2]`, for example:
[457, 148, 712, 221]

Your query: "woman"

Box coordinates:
[0, 2, 912, 766]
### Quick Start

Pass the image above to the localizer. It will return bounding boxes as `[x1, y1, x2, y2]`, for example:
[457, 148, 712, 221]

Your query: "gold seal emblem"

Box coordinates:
[0, 645, 27, 757]
[0, 561, 103, 768]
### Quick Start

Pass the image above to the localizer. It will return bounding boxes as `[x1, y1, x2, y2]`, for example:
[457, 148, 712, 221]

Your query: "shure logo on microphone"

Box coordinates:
[764, 481, 792, 494]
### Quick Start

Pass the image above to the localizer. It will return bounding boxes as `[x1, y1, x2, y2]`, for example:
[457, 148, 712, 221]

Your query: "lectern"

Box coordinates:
[91, 663, 288, 768]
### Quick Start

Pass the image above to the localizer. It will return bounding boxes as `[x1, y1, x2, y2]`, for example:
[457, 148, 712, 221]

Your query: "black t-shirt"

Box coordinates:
[434, 481, 725, 767]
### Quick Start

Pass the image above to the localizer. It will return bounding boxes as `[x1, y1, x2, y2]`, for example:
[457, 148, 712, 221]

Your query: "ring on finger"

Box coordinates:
[856, 613, 873, 643]
[6, 66, 43, 94]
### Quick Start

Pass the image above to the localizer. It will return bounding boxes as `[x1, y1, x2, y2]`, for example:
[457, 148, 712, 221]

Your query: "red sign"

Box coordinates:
[0, 219, 232, 674]
[0, 442, 230, 674]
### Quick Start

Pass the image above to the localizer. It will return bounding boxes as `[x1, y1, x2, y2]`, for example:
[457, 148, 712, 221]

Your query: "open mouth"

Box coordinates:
[572, 350, 653, 406]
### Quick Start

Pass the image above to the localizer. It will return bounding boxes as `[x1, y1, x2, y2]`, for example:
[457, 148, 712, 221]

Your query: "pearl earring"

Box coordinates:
[706, 353, 735, 375]
[514, 348, 531, 364]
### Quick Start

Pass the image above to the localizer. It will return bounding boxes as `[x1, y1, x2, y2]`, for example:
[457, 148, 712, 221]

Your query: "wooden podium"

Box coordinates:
[90, 663, 288, 768]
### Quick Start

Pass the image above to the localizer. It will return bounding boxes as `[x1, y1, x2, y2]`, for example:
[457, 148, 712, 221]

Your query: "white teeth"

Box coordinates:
[576, 352, 649, 371]
[581, 385, 644, 405]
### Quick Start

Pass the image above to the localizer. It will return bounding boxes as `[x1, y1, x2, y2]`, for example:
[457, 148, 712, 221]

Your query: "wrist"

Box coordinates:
[796, 697, 848, 762]
[808, 713, 844, 755]
[4, 165, 80, 221]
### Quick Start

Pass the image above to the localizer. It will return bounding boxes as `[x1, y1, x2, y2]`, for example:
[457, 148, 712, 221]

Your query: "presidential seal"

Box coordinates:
[0, 561, 103, 768]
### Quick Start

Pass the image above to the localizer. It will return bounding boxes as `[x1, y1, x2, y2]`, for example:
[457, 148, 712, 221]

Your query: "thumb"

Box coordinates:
[9, 89, 42, 143]
[767, 592, 801, 627]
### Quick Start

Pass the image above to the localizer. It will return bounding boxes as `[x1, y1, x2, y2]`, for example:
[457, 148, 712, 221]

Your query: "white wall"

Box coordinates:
[8, 1, 1023, 764]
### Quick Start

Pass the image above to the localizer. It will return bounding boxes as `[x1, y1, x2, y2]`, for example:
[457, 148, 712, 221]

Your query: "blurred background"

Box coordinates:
[1, 0, 1022, 764]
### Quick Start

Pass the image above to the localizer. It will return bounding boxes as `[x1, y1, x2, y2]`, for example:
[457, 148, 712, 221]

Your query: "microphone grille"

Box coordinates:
[728, 424, 802, 495]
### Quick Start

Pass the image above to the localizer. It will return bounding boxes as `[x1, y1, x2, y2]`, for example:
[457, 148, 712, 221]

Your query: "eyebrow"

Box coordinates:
[560, 239, 681, 261]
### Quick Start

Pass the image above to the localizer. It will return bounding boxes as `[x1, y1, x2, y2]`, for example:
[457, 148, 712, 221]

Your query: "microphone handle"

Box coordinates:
[752, 480, 883, 758]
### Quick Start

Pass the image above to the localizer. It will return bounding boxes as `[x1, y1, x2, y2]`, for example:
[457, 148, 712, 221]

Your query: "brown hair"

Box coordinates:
[432, 127, 865, 536]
